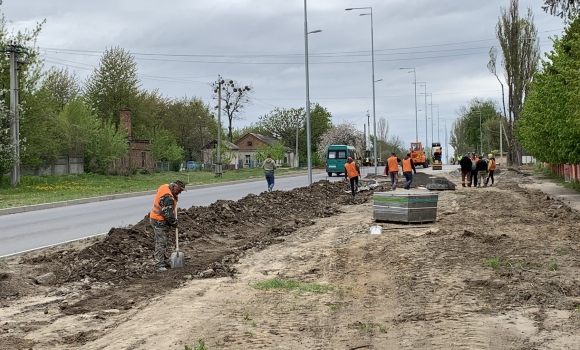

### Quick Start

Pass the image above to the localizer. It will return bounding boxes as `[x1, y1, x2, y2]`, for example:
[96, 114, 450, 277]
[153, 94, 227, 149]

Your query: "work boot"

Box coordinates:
[462, 183, 466, 187]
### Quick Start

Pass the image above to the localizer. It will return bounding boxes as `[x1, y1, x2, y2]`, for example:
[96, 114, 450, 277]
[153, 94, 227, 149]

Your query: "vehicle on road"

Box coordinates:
[410, 142, 429, 168]
[326, 145, 356, 177]
[432, 142, 442, 170]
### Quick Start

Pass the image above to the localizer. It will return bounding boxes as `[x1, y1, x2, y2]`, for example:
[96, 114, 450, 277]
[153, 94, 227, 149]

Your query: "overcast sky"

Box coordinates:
[5, 0, 566, 155]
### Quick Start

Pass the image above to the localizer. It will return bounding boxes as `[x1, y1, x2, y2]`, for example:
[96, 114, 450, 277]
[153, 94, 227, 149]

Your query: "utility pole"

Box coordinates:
[8, 44, 26, 187]
[479, 110, 482, 155]
[499, 118, 503, 164]
[215, 76, 223, 177]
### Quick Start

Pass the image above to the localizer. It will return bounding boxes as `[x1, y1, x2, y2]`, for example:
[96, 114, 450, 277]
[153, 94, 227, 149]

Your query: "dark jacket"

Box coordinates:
[476, 158, 488, 171]
[459, 156, 472, 172]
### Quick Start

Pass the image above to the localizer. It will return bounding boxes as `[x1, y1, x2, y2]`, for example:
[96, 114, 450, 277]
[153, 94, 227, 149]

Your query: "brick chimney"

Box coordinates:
[119, 109, 132, 138]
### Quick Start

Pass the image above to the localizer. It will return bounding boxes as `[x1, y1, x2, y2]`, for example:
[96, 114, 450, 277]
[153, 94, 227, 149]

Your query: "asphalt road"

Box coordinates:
[0, 171, 343, 257]
[0, 164, 455, 257]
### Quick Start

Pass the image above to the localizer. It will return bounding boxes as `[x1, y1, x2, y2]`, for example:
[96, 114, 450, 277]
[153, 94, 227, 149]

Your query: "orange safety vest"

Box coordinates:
[402, 158, 413, 172]
[387, 156, 399, 172]
[344, 162, 360, 178]
[150, 184, 177, 221]
[489, 159, 496, 171]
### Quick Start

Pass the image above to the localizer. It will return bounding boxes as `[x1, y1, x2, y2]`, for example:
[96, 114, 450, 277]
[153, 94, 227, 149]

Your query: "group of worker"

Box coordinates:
[459, 153, 497, 187]
[343, 151, 418, 196]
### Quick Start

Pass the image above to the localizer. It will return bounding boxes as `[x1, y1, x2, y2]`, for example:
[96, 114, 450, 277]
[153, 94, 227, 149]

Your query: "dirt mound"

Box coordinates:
[15, 180, 387, 315]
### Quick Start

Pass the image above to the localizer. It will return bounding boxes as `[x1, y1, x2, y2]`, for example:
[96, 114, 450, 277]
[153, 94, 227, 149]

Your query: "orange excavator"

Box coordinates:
[410, 142, 429, 168]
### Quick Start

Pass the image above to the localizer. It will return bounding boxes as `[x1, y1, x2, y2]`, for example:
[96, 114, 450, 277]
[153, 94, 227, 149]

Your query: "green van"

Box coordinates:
[326, 145, 356, 177]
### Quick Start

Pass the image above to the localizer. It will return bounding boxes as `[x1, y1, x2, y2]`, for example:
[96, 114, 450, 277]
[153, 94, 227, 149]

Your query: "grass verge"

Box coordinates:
[0, 168, 305, 209]
[251, 278, 333, 293]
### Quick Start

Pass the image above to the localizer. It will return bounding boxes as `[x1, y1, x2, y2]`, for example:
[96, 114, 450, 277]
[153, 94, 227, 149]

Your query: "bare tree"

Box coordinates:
[376, 117, 389, 160]
[495, 0, 540, 165]
[212, 79, 252, 142]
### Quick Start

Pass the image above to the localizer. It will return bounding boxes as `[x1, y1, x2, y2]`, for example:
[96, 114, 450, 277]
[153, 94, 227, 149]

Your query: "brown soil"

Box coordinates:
[1, 169, 580, 349]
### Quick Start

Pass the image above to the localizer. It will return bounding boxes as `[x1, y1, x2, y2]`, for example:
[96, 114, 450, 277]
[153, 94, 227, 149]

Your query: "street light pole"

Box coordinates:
[429, 103, 437, 144]
[440, 118, 448, 164]
[418, 82, 427, 148]
[400, 68, 418, 142]
[346, 6, 377, 174]
[304, 0, 322, 185]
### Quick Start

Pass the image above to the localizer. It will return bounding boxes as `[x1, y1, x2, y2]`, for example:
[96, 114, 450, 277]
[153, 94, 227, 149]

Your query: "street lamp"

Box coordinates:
[429, 103, 438, 144]
[440, 118, 448, 164]
[304, 0, 322, 185]
[346, 6, 378, 175]
[418, 82, 427, 148]
[400, 67, 418, 142]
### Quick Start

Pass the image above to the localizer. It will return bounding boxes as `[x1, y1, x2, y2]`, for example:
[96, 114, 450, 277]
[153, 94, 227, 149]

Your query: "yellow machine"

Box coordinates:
[410, 142, 429, 168]
[432, 142, 442, 170]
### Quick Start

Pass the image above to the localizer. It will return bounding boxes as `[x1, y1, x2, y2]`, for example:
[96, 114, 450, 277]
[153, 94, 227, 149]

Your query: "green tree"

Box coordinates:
[519, 13, 580, 164]
[0, 100, 16, 185]
[163, 96, 215, 162]
[57, 97, 96, 156]
[449, 99, 503, 156]
[299, 103, 332, 165]
[259, 107, 305, 161]
[255, 141, 286, 163]
[495, 0, 540, 164]
[84, 119, 129, 174]
[212, 78, 253, 142]
[147, 128, 184, 170]
[19, 86, 65, 169]
[85, 47, 140, 126]
[43, 67, 81, 111]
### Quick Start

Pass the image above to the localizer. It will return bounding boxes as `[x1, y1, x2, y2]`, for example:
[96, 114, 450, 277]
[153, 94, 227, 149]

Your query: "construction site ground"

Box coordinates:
[1, 167, 580, 350]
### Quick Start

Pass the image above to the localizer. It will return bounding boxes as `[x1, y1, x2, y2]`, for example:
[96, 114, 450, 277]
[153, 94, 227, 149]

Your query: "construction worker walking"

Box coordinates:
[387, 152, 401, 191]
[344, 156, 360, 197]
[402, 153, 417, 190]
[485, 154, 496, 187]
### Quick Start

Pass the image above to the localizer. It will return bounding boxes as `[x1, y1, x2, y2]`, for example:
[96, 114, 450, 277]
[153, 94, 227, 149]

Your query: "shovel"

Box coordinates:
[170, 206, 185, 268]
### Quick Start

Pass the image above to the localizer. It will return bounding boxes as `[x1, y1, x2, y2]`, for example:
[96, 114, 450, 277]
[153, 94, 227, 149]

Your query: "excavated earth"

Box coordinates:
[1, 169, 580, 349]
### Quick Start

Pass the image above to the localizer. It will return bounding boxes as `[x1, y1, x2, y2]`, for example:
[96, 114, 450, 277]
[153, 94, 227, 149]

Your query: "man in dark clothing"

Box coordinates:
[459, 154, 472, 187]
[149, 180, 186, 271]
[475, 155, 488, 188]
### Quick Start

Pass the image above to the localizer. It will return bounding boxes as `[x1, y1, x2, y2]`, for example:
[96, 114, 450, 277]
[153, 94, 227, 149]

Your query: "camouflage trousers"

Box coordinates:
[150, 218, 169, 268]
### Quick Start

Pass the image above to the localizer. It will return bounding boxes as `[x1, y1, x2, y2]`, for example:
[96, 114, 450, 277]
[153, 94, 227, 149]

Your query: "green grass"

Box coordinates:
[356, 323, 388, 333]
[0, 168, 304, 209]
[548, 262, 559, 271]
[556, 247, 569, 256]
[485, 257, 507, 269]
[251, 278, 333, 293]
[185, 339, 207, 350]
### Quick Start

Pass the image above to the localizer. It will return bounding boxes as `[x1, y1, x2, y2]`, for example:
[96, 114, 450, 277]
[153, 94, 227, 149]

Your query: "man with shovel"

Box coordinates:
[150, 180, 186, 271]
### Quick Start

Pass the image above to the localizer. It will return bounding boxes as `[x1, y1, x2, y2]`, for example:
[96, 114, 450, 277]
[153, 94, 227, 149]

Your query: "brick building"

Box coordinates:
[112, 109, 154, 174]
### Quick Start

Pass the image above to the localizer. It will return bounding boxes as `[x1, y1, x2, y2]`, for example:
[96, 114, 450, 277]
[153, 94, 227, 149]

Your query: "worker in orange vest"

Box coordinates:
[387, 152, 401, 191]
[149, 180, 186, 271]
[402, 153, 417, 190]
[344, 156, 361, 197]
[485, 153, 496, 187]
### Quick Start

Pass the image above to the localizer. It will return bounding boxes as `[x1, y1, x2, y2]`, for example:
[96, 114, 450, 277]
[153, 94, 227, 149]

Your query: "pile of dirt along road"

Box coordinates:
[22, 180, 388, 291]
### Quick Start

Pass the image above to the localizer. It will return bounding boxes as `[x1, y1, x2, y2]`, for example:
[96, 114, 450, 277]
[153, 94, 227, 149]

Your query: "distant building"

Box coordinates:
[234, 133, 295, 167]
[202, 140, 240, 170]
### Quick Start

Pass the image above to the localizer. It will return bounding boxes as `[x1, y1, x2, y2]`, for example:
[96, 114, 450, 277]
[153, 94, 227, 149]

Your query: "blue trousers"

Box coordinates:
[265, 172, 275, 189]
[403, 172, 413, 189]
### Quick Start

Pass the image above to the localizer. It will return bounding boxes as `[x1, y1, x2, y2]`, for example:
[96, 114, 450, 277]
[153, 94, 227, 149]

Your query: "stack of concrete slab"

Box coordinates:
[373, 192, 439, 223]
